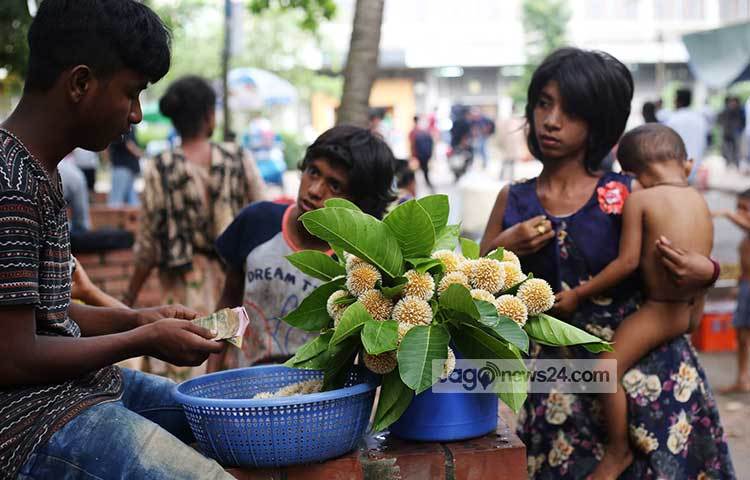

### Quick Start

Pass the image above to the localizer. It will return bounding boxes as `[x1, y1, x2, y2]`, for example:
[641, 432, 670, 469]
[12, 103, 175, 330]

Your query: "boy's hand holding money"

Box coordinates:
[133, 304, 198, 327]
[138, 318, 224, 366]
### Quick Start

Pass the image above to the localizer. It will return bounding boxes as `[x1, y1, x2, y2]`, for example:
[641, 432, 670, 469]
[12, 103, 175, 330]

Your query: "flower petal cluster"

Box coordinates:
[326, 290, 350, 326]
[431, 249, 463, 273]
[470, 258, 505, 294]
[470, 288, 497, 306]
[402, 269, 435, 301]
[359, 289, 394, 321]
[346, 264, 381, 297]
[437, 271, 470, 295]
[517, 278, 555, 315]
[392, 296, 433, 325]
[500, 261, 526, 287]
[496, 294, 529, 326]
[364, 351, 398, 374]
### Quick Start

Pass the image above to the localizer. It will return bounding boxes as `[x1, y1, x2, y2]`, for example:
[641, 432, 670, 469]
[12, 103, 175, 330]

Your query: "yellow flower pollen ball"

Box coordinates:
[441, 347, 457, 380]
[517, 278, 555, 316]
[437, 271, 470, 295]
[392, 296, 433, 325]
[431, 249, 463, 273]
[359, 289, 394, 321]
[346, 264, 381, 297]
[402, 269, 436, 301]
[344, 252, 368, 273]
[326, 290, 350, 326]
[471, 258, 506, 294]
[500, 249, 521, 268]
[495, 294, 529, 327]
[364, 351, 398, 374]
[470, 288, 497, 306]
[500, 261, 526, 288]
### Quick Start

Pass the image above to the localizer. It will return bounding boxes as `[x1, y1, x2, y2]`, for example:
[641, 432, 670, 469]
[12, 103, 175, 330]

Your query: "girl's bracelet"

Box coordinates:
[707, 257, 721, 287]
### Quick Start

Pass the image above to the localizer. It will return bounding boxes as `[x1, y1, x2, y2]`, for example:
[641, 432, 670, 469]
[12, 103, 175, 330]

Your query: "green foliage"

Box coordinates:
[330, 301, 371, 346]
[0, 2, 32, 93]
[383, 200, 435, 259]
[286, 250, 345, 281]
[509, 0, 571, 106]
[397, 324, 450, 394]
[372, 370, 414, 432]
[301, 207, 404, 278]
[433, 224, 461, 251]
[439, 284, 480, 321]
[460, 237, 480, 259]
[284, 331, 333, 369]
[361, 319, 398, 355]
[249, 0, 336, 32]
[525, 314, 613, 353]
[283, 277, 344, 331]
[416, 194, 449, 231]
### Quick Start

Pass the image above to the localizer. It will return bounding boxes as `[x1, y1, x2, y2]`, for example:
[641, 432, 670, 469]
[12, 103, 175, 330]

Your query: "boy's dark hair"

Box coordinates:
[739, 188, 750, 200]
[525, 47, 634, 173]
[159, 76, 216, 139]
[25, 0, 170, 92]
[675, 88, 693, 108]
[617, 124, 687, 173]
[301, 125, 396, 219]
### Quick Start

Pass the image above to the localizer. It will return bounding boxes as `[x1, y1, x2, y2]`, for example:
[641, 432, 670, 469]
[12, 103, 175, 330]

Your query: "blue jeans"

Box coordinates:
[108, 166, 139, 207]
[18, 368, 232, 479]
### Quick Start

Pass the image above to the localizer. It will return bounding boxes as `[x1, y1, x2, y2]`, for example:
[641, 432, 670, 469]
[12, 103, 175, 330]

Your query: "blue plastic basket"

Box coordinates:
[173, 365, 377, 468]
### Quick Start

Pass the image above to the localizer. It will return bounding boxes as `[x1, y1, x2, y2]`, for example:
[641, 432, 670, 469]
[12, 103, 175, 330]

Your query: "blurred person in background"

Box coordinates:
[59, 152, 91, 233]
[107, 126, 142, 206]
[71, 148, 100, 193]
[718, 95, 746, 171]
[665, 88, 709, 183]
[409, 115, 434, 189]
[124, 75, 266, 320]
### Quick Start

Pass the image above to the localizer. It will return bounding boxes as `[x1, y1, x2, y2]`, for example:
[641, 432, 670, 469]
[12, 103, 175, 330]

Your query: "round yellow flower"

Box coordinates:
[496, 295, 529, 326]
[500, 261, 526, 288]
[431, 249, 463, 273]
[326, 290, 350, 327]
[440, 347, 457, 380]
[470, 288, 497, 306]
[458, 259, 477, 279]
[402, 269, 435, 301]
[363, 351, 398, 374]
[344, 252, 368, 273]
[359, 289, 394, 321]
[501, 249, 521, 268]
[392, 296, 433, 325]
[437, 271, 470, 295]
[517, 278, 555, 315]
[470, 258, 505, 294]
[346, 264, 381, 297]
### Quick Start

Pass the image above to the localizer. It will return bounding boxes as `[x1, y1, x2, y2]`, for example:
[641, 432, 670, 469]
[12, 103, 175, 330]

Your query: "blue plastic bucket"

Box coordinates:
[388, 387, 498, 441]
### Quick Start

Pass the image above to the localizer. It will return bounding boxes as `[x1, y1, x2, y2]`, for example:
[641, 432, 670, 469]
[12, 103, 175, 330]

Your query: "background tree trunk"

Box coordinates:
[336, 0, 385, 127]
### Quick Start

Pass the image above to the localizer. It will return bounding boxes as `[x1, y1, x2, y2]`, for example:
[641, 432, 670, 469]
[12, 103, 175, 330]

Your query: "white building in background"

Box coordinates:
[313, 0, 750, 138]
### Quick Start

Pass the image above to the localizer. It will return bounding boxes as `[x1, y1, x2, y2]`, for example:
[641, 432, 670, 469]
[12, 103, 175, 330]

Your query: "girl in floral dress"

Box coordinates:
[480, 48, 735, 479]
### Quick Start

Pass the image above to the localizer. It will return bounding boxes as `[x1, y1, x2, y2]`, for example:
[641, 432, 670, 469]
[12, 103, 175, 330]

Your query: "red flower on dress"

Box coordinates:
[597, 181, 629, 215]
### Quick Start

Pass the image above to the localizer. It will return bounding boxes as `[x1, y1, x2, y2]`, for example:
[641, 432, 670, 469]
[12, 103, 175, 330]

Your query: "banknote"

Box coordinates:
[191, 306, 249, 348]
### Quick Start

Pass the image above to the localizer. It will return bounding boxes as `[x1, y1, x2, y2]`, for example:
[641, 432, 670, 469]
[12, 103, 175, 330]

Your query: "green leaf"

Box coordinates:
[323, 336, 360, 390]
[525, 314, 613, 353]
[433, 224, 460, 251]
[333, 294, 356, 305]
[284, 330, 333, 368]
[324, 198, 360, 210]
[439, 284, 480, 320]
[383, 200, 436, 258]
[478, 315, 530, 354]
[286, 250, 345, 281]
[501, 276, 530, 296]
[474, 299, 499, 319]
[381, 277, 407, 299]
[460, 237, 480, 259]
[372, 370, 414, 432]
[330, 301, 372, 346]
[283, 278, 344, 331]
[405, 257, 444, 274]
[301, 207, 404, 278]
[450, 323, 528, 412]
[397, 324, 450, 394]
[416, 194, 449, 230]
[486, 248, 505, 262]
[361, 320, 398, 355]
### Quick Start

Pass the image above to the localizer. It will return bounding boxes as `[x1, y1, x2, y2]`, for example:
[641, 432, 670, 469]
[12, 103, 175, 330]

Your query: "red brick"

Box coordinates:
[226, 450, 362, 480]
[75, 252, 104, 266]
[85, 264, 128, 281]
[361, 435, 445, 480]
[104, 278, 130, 295]
[446, 421, 526, 480]
[103, 249, 135, 264]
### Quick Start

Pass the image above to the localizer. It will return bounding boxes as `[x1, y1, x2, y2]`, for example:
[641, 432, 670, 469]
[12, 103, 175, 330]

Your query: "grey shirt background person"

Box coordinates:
[58, 154, 91, 233]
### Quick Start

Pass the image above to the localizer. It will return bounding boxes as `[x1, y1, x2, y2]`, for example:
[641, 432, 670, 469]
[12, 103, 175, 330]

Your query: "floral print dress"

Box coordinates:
[503, 172, 735, 479]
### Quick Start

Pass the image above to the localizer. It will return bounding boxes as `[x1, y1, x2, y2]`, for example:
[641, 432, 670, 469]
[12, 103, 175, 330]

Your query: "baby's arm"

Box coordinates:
[720, 211, 750, 233]
[575, 195, 644, 300]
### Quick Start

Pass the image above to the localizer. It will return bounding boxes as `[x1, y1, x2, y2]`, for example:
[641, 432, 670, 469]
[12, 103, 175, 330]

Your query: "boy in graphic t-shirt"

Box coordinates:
[210, 126, 396, 369]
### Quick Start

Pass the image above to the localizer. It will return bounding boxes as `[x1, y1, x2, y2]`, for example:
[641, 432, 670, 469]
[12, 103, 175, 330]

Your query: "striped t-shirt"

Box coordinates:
[0, 128, 122, 479]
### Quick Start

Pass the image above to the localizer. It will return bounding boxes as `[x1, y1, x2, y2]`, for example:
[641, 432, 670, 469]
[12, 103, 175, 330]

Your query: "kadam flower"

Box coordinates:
[326, 290, 350, 326]
[392, 296, 433, 325]
[470, 258, 505, 294]
[364, 351, 398, 374]
[495, 294, 529, 326]
[437, 271, 470, 295]
[346, 264, 381, 297]
[359, 289, 394, 321]
[517, 278, 555, 315]
[500, 261, 526, 288]
[431, 249, 463, 273]
[402, 269, 435, 301]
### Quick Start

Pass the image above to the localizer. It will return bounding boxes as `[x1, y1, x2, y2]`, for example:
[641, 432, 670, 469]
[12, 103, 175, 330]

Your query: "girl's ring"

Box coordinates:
[536, 224, 547, 235]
